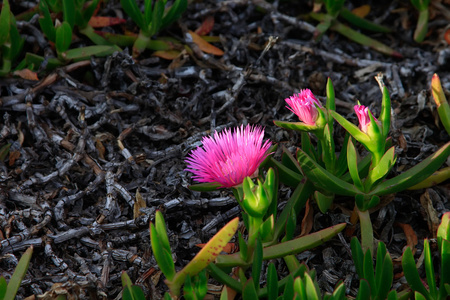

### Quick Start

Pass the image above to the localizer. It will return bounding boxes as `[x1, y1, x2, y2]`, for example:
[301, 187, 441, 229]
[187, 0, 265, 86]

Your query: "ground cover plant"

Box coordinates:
[0, 0, 449, 299]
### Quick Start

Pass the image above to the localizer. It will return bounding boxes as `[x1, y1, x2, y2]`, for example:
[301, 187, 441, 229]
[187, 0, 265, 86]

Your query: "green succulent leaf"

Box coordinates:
[4, 246, 33, 300]
[243, 278, 258, 300]
[0, 0, 11, 46]
[369, 142, 450, 196]
[39, 0, 56, 42]
[150, 222, 176, 281]
[252, 238, 263, 293]
[149, 0, 164, 36]
[423, 239, 437, 299]
[161, 0, 188, 29]
[363, 248, 376, 299]
[0, 276, 6, 299]
[356, 279, 370, 300]
[56, 21, 72, 54]
[365, 146, 396, 190]
[121, 0, 146, 30]
[62, 45, 118, 61]
[168, 217, 239, 296]
[274, 120, 320, 132]
[62, 0, 75, 28]
[351, 237, 364, 279]
[380, 86, 392, 140]
[347, 139, 364, 191]
[297, 148, 361, 196]
[339, 8, 391, 33]
[431, 74, 450, 135]
[402, 247, 430, 299]
[266, 263, 278, 300]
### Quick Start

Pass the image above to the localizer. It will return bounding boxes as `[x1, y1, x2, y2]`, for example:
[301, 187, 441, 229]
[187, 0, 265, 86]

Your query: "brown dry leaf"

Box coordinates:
[9, 150, 20, 166]
[420, 189, 441, 237]
[300, 200, 314, 237]
[152, 49, 182, 60]
[195, 15, 215, 36]
[88, 16, 126, 28]
[13, 69, 38, 81]
[95, 139, 105, 160]
[445, 28, 450, 45]
[396, 222, 418, 255]
[352, 5, 370, 18]
[133, 189, 146, 219]
[188, 30, 224, 56]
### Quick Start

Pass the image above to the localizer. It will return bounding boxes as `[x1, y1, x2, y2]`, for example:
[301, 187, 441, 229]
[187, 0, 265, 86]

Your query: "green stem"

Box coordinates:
[357, 208, 374, 256]
[283, 255, 301, 273]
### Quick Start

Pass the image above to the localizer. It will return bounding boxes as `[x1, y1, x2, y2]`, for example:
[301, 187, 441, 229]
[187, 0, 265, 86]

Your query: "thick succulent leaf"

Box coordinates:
[339, 8, 391, 32]
[161, 0, 188, 29]
[380, 86, 392, 139]
[273, 120, 319, 132]
[330, 110, 370, 145]
[265, 157, 303, 187]
[401, 247, 430, 298]
[363, 248, 376, 299]
[355, 279, 370, 300]
[120, 0, 146, 30]
[62, 0, 75, 28]
[150, 222, 175, 281]
[431, 73, 450, 135]
[423, 239, 437, 299]
[252, 238, 263, 293]
[0, 0, 11, 46]
[243, 278, 258, 300]
[369, 142, 450, 196]
[365, 146, 396, 190]
[168, 217, 239, 295]
[297, 149, 361, 196]
[4, 246, 33, 300]
[351, 237, 364, 279]
[62, 45, 118, 61]
[38, 0, 56, 42]
[56, 21, 72, 54]
[266, 263, 278, 300]
[347, 139, 364, 191]
[262, 223, 346, 260]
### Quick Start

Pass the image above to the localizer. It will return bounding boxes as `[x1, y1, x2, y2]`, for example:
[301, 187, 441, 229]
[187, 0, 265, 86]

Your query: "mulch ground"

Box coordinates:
[1, 0, 449, 299]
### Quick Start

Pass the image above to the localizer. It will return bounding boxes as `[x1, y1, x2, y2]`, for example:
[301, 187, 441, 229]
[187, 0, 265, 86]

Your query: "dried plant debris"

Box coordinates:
[0, 0, 449, 298]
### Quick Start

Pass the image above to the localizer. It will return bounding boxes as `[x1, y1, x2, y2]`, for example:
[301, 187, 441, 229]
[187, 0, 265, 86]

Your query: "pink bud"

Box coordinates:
[354, 105, 377, 133]
[285, 89, 322, 126]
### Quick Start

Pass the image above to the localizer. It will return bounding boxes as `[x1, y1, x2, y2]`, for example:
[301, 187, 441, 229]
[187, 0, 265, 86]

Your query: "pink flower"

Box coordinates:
[285, 89, 322, 125]
[185, 125, 272, 188]
[354, 105, 377, 133]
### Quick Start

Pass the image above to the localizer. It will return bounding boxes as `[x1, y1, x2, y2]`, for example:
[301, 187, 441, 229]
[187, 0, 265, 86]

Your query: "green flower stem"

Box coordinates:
[357, 207, 374, 255]
[283, 255, 301, 273]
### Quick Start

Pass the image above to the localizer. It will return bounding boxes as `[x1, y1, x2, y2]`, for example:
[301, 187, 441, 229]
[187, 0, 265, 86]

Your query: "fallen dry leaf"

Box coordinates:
[13, 69, 39, 81]
[195, 15, 215, 36]
[188, 30, 224, 56]
[352, 5, 371, 18]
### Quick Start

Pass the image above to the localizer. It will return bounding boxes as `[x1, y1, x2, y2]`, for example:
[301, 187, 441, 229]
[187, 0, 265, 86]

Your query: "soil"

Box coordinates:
[1, 0, 449, 299]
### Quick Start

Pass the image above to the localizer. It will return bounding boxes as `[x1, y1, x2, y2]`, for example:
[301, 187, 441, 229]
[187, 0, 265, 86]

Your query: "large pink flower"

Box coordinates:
[354, 105, 377, 133]
[285, 89, 322, 125]
[185, 125, 272, 188]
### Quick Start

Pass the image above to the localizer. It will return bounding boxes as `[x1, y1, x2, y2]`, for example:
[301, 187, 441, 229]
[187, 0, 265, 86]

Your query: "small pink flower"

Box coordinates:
[285, 89, 322, 125]
[185, 125, 272, 188]
[354, 105, 377, 133]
